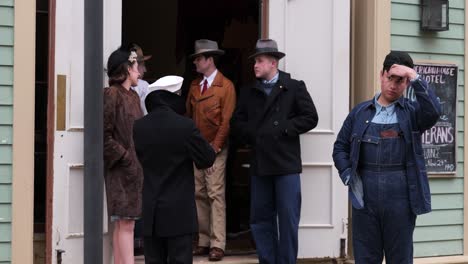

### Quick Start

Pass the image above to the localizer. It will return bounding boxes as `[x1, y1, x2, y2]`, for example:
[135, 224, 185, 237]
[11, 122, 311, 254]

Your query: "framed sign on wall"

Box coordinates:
[406, 62, 458, 174]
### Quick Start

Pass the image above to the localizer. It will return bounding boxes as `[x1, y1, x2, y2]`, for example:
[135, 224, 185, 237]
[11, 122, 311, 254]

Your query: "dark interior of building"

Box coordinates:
[122, 0, 261, 254]
[34, 0, 49, 262]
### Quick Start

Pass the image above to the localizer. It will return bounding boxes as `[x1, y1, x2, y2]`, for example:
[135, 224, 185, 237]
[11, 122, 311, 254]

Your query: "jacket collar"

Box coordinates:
[253, 70, 290, 93]
[365, 94, 405, 109]
[211, 70, 225, 87]
[199, 69, 218, 87]
[115, 83, 136, 95]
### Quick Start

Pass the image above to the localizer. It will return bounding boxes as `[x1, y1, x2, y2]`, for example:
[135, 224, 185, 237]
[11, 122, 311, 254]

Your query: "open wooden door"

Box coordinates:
[51, 0, 121, 262]
[268, 0, 350, 258]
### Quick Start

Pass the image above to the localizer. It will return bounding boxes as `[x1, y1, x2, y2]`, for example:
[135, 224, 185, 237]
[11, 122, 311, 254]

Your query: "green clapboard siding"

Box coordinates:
[0, 47, 13, 66]
[429, 178, 464, 193]
[430, 194, 463, 210]
[414, 240, 463, 257]
[0, 67, 13, 85]
[0, 165, 11, 184]
[392, 20, 464, 40]
[0, 106, 12, 125]
[0, 7, 13, 26]
[0, 86, 13, 105]
[414, 225, 463, 242]
[0, 242, 10, 262]
[0, 185, 11, 203]
[0, 0, 14, 7]
[0, 223, 11, 242]
[392, 36, 464, 55]
[0, 2, 12, 262]
[0, 204, 11, 222]
[0, 27, 13, 46]
[0, 126, 12, 145]
[458, 84, 465, 100]
[0, 146, 11, 165]
[417, 209, 464, 226]
[391, 0, 465, 257]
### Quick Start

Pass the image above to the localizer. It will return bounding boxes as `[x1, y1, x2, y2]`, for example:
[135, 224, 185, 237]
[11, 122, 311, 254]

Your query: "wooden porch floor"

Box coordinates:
[135, 255, 259, 263]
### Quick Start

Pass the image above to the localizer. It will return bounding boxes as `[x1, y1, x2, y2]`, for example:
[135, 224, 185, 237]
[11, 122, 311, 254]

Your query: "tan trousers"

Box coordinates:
[194, 147, 227, 250]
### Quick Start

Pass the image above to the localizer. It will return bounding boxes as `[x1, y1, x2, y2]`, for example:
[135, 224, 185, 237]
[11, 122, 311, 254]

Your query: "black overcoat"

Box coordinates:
[231, 71, 319, 176]
[133, 90, 215, 237]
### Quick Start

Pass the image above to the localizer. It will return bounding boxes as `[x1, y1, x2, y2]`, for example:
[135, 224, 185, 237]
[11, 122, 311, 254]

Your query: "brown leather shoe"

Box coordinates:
[209, 247, 224, 261]
[192, 246, 209, 256]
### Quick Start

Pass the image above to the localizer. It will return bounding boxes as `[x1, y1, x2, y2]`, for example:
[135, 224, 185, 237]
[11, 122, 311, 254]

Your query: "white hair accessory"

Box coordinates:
[128, 51, 138, 63]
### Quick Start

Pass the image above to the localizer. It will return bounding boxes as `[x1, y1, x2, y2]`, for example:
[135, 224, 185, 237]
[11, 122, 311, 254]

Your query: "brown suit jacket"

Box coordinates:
[186, 71, 236, 151]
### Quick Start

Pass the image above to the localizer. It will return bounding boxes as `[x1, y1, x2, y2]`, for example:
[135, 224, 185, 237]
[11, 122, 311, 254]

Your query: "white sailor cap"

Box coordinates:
[148, 75, 184, 93]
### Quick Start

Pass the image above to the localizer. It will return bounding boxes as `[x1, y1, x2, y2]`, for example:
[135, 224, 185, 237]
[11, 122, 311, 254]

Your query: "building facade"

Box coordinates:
[3, 0, 468, 263]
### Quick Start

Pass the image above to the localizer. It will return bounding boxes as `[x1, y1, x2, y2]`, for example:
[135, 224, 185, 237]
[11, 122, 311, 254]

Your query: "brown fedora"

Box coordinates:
[248, 39, 285, 59]
[189, 39, 225, 58]
[132, 43, 152, 62]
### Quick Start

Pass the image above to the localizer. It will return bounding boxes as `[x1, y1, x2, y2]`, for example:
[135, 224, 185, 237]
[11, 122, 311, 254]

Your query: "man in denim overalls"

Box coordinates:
[333, 51, 441, 263]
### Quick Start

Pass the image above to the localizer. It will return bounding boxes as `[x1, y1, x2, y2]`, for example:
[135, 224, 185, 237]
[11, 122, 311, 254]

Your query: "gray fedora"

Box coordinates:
[189, 39, 225, 58]
[249, 39, 285, 59]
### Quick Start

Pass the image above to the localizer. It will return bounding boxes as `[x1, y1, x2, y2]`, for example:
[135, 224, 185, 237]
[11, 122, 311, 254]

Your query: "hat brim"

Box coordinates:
[138, 55, 152, 62]
[248, 51, 285, 60]
[189, 50, 225, 59]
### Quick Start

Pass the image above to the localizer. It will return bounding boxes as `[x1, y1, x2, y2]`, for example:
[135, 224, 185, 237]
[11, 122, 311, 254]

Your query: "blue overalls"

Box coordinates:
[353, 122, 416, 264]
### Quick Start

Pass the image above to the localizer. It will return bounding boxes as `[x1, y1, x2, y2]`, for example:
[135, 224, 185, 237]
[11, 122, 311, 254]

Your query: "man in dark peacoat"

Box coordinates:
[133, 81, 216, 264]
[230, 39, 318, 264]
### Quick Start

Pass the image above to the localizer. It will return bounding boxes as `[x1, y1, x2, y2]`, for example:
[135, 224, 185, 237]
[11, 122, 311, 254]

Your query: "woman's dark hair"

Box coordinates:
[107, 45, 137, 86]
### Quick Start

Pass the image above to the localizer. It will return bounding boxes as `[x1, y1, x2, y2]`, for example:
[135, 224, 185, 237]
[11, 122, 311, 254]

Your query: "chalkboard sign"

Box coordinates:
[406, 63, 458, 174]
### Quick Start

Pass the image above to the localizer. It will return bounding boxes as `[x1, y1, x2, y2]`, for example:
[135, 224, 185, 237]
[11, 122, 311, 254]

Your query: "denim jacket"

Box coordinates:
[332, 77, 441, 215]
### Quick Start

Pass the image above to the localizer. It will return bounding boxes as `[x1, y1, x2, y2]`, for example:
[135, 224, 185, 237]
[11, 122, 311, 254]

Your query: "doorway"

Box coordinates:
[34, 0, 53, 263]
[122, 0, 261, 254]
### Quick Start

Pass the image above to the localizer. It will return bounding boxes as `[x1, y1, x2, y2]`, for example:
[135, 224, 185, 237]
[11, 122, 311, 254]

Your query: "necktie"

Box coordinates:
[201, 79, 208, 95]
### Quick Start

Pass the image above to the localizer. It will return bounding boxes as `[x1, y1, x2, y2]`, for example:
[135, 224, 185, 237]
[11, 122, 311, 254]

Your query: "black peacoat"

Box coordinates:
[133, 90, 216, 237]
[231, 71, 318, 176]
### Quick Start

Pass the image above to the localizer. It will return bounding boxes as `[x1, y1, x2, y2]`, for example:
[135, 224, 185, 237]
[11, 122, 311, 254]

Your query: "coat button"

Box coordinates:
[273, 121, 279, 126]
[365, 120, 369, 123]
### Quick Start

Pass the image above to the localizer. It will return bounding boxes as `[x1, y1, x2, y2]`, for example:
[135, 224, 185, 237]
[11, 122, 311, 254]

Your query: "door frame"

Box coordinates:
[46, 0, 56, 262]
[350, 0, 390, 258]
[11, 0, 37, 263]
[260, 0, 269, 38]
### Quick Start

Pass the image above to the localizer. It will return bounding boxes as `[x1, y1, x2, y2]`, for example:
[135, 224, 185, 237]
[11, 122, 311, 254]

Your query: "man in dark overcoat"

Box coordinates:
[133, 76, 216, 264]
[230, 39, 319, 264]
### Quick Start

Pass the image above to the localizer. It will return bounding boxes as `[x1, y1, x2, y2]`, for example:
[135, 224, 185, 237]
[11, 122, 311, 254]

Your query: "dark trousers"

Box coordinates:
[250, 174, 301, 264]
[353, 169, 416, 264]
[144, 234, 192, 264]
[134, 219, 144, 248]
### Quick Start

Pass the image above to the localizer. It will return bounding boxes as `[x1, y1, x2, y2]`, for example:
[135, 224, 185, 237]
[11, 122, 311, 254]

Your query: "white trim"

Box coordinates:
[11, 0, 36, 262]
[464, 3, 468, 255]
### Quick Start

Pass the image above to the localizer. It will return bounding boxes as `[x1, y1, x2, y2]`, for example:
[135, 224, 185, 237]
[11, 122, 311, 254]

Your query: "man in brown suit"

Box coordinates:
[186, 39, 236, 261]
